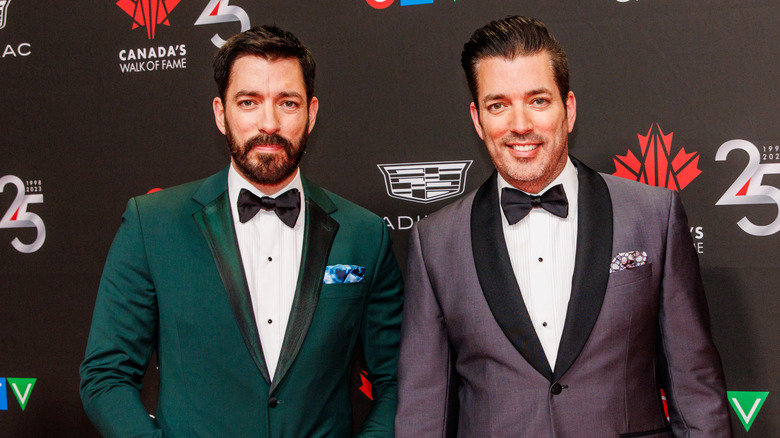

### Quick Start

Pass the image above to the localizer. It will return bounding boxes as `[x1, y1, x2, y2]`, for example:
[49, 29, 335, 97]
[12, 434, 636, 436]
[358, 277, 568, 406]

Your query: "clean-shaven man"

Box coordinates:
[396, 16, 731, 437]
[81, 25, 403, 437]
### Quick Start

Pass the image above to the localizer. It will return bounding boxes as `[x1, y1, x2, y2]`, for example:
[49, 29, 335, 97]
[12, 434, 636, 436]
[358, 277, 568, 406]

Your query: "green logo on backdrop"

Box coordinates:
[727, 391, 769, 432]
[7, 378, 37, 411]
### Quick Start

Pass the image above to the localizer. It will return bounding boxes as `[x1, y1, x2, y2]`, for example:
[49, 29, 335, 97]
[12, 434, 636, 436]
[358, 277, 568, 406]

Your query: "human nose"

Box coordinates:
[257, 103, 281, 135]
[509, 107, 533, 134]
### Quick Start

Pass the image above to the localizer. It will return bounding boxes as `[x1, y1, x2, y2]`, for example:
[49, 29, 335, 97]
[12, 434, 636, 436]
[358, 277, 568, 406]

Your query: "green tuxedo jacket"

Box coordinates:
[80, 167, 404, 437]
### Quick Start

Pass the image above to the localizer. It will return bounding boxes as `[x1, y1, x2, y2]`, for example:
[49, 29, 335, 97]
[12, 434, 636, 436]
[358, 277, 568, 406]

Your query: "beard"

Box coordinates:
[226, 121, 308, 187]
[489, 125, 569, 193]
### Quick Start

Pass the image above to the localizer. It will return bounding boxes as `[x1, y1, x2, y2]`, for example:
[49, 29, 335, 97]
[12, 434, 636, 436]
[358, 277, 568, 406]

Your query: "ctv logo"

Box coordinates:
[366, 0, 434, 9]
[727, 391, 769, 432]
[0, 378, 37, 411]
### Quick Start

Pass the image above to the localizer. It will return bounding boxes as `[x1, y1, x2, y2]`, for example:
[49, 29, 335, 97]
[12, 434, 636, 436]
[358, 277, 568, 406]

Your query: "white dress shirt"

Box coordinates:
[498, 158, 578, 370]
[228, 164, 305, 380]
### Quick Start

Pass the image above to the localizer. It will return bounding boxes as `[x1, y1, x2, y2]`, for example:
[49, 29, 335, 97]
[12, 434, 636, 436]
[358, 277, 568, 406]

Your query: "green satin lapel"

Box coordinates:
[271, 188, 339, 393]
[193, 191, 271, 384]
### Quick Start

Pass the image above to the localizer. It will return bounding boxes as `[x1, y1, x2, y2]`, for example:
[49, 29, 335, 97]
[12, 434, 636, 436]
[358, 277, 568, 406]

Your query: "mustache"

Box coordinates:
[244, 133, 293, 151]
[503, 132, 545, 144]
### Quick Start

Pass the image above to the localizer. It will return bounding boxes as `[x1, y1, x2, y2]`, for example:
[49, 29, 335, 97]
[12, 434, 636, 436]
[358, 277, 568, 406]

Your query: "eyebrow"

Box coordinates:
[277, 91, 304, 100]
[233, 90, 259, 99]
[482, 87, 553, 103]
[232, 90, 305, 100]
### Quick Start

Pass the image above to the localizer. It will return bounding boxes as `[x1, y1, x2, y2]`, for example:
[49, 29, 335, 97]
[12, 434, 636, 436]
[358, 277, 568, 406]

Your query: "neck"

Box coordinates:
[506, 170, 562, 194]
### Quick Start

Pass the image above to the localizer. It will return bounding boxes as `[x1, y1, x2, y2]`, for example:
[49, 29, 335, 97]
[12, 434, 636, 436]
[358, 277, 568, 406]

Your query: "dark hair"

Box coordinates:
[213, 25, 315, 103]
[461, 16, 569, 108]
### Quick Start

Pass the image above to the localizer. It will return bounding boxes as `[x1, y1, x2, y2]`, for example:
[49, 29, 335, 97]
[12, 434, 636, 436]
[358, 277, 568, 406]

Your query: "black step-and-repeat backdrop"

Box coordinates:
[1, 1, 777, 436]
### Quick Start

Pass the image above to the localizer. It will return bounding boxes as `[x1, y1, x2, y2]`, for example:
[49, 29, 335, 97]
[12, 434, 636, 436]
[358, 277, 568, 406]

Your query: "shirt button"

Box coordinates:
[542, 322, 548, 327]
[268, 256, 273, 262]
[267, 319, 273, 324]
[538, 257, 543, 262]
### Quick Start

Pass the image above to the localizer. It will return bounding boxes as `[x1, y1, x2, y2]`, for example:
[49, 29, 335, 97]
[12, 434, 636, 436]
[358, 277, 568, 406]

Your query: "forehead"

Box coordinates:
[475, 52, 558, 98]
[226, 55, 305, 94]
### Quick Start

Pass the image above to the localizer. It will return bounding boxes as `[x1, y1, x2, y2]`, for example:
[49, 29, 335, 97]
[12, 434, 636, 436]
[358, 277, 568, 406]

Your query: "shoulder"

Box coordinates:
[327, 189, 381, 221]
[132, 178, 206, 214]
[416, 189, 477, 235]
[129, 170, 224, 219]
[600, 173, 675, 207]
[307, 183, 388, 234]
[137, 178, 207, 204]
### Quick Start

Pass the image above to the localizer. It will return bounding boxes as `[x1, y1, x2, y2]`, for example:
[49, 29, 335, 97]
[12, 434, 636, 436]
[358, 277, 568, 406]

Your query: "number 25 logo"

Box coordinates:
[715, 140, 780, 236]
[0, 175, 45, 253]
[195, 0, 250, 48]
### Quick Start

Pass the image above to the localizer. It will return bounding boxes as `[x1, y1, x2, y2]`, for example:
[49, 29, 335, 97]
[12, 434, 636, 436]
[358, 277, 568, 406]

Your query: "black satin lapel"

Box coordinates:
[553, 158, 613, 381]
[193, 192, 271, 384]
[270, 197, 338, 393]
[471, 172, 553, 381]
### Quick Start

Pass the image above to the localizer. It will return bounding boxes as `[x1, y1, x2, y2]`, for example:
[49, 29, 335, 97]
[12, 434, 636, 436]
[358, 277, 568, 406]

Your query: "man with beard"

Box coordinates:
[80, 26, 403, 438]
[395, 16, 730, 437]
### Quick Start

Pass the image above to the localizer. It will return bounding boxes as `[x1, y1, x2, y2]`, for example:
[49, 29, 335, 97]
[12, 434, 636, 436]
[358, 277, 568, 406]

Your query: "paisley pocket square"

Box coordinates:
[323, 264, 365, 284]
[609, 251, 648, 273]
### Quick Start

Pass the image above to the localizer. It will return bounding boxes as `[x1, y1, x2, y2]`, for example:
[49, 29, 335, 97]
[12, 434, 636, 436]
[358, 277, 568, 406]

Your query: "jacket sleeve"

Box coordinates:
[657, 191, 732, 437]
[355, 218, 405, 437]
[79, 198, 163, 438]
[394, 224, 458, 438]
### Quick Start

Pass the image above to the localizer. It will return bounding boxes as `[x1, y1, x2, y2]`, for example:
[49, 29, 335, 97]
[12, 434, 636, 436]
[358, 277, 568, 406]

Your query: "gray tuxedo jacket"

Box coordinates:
[395, 158, 731, 437]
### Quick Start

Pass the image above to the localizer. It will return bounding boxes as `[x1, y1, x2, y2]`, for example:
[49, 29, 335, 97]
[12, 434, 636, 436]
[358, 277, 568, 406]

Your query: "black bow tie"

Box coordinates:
[237, 188, 301, 228]
[501, 184, 568, 225]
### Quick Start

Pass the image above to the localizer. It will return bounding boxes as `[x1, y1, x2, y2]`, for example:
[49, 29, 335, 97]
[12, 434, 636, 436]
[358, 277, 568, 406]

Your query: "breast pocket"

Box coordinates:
[607, 263, 653, 288]
[319, 283, 364, 299]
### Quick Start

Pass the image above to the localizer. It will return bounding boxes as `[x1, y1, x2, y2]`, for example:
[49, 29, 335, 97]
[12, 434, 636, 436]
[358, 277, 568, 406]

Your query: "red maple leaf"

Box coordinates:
[612, 123, 701, 191]
[359, 370, 373, 400]
[116, 0, 181, 40]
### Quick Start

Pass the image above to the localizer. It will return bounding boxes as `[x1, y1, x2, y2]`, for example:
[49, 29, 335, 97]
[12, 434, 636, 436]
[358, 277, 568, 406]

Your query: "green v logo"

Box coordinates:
[7, 378, 37, 411]
[727, 391, 769, 432]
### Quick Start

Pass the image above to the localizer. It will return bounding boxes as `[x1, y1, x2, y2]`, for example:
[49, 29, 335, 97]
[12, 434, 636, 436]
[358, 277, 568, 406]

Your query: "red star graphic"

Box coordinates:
[116, 0, 182, 40]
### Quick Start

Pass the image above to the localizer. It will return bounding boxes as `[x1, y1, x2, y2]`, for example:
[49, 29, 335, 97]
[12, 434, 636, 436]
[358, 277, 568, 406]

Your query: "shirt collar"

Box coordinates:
[228, 164, 305, 225]
[497, 157, 580, 225]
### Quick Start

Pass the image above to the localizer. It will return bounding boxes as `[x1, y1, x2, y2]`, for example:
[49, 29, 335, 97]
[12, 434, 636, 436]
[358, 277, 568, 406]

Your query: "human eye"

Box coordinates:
[280, 100, 300, 110]
[486, 102, 505, 113]
[530, 97, 550, 107]
[237, 99, 255, 108]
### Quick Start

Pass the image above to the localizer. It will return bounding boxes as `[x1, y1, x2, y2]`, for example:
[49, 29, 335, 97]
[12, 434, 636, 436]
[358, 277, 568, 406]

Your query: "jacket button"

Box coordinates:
[550, 383, 563, 395]
[268, 397, 279, 408]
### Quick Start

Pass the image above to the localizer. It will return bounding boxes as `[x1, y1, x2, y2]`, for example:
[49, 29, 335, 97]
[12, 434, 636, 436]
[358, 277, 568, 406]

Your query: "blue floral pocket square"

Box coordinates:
[323, 264, 365, 284]
[609, 251, 648, 273]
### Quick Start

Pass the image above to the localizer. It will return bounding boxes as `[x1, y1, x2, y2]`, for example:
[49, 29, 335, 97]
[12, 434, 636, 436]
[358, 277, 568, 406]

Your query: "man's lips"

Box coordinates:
[251, 144, 283, 152]
[508, 143, 539, 152]
[505, 142, 542, 158]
